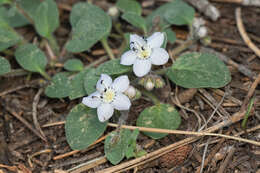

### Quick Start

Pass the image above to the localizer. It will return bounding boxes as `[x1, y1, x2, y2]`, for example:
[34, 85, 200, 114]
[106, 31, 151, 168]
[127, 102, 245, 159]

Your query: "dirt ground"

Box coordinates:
[0, 0, 259, 172]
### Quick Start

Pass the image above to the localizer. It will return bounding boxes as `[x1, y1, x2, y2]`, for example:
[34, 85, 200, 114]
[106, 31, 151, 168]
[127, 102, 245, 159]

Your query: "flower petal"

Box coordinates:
[96, 74, 112, 92]
[112, 93, 131, 110]
[147, 32, 164, 48]
[82, 91, 101, 108]
[130, 34, 146, 46]
[112, 75, 129, 92]
[150, 48, 169, 65]
[133, 59, 152, 77]
[120, 50, 137, 65]
[97, 103, 114, 122]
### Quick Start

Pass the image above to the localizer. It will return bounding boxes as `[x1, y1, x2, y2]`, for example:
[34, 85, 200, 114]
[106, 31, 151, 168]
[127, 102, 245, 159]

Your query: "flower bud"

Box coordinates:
[138, 77, 146, 86]
[124, 85, 136, 99]
[154, 76, 165, 88]
[200, 36, 212, 46]
[144, 78, 154, 91]
[108, 6, 119, 20]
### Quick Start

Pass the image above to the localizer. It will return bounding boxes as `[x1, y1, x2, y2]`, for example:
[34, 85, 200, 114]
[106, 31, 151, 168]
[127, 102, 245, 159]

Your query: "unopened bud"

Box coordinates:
[200, 36, 212, 46]
[108, 6, 119, 20]
[144, 78, 154, 91]
[154, 77, 165, 88]
[124, 85, 136, 99]
[197, 26, 207, 38]
[138, 77, 146, 86]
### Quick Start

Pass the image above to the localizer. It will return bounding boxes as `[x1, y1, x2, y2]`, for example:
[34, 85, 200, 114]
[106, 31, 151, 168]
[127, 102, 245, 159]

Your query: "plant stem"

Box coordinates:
[39, 70, 51, 81]
[242, 97, 255, 129]
[101, 37, 115, 60]
[155, 67, 169, 75]
[46, 34, 59, 56]
[140, 88, 160, 105]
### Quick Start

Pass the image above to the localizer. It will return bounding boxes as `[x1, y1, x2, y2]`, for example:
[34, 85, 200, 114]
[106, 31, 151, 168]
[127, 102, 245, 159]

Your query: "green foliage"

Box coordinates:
[122, 13, 147, 34]
[105, 129, 131, 165]
[96, 59, 131, 76]
[0, 0, 11, 5]
[69, 68, 90, 100]
[14, 44, 47, 74]
[164, 28, 176, 44]
[45, 72, 72, 98]
[0, 17, 21, 51]
[0, 6, 29, 27]
[17, 0, 41, 19]
[34, 0, 59, 38]
[166, 52, 231, 88]
[146, 0, 194, 31]
[0, 56, 11, 75]
[84, 68, 100, 95]
[65, 104, 107, 150]
[64, 59, 84, 72]
[136, 104, 181, 139]
[66, 3, 112, 53]
[116, 0, 142, 16]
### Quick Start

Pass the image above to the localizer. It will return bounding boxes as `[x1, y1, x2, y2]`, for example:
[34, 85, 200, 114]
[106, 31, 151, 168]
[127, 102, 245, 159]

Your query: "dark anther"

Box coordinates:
[141, 46, 145, 51]
[100, 80, 103, 84]
[130, 42, 134, 45]
[92, 96, 95, 98]
[132, 47, 136, 51]
[100, 96, 103, 99]
[104, 88, 107, 92]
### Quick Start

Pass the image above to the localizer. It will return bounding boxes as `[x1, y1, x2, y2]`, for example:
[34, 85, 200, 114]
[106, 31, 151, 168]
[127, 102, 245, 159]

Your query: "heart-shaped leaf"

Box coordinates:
[45, 72, 72, 98]
[116, 0, 142, 16]
[69, 68, 90, 100]
[65, 104, 107, 150]
[122, 13, 147, 33]
[14, 43, 47, 74]
[34, 0, 59, 37]
[166, 52, 231, 88]
[0, 56, 11, 75]
[164, 0, 195, 25]
[96, 59, 131, 76]
[64, 59, 84, 72]
[136, 103, 181, 139]
[84, 68, 99, 95]
[66, 3, 112, 53]
[17, 0, 41, 19]
[0, 6, 29, 27]
[105, 129, 131, 165]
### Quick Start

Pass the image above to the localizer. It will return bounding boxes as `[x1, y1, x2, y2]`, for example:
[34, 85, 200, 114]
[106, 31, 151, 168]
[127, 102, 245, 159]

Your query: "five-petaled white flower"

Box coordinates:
[120, 32, 169, 77]
[82, 74, 131, 122]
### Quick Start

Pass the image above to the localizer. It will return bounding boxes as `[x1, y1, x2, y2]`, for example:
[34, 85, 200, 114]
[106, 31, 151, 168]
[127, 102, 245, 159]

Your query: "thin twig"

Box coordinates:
[235, 7, 260, 58]
[200, 138, 210, 173]
[217, 145, 236, 173]
[32, 88, 47, 142]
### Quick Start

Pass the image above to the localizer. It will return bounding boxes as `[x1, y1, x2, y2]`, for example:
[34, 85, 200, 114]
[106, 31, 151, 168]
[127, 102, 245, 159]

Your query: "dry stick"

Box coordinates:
[240, 73, 260, 112]
[200, 138, 211, 173]
[211, 0, 260, 6]
[97, 111, 249, 173]
[5, 107, 47, 142]
[217, 145, 236, 173]
[200, 47, 256, 79]
[235, 7, 260, 58]
[107, 123, 259, 146]
[32, 88, 47, 142]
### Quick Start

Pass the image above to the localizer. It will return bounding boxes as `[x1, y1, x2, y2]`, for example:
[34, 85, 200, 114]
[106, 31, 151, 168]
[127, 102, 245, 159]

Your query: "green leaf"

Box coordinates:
[65, 104, 107, 150]
[146, 0, 194, 31]
[96, 59, 131, 76]
[105, 129, 131, 165]
[45, 72, 72, 98]
[84, 68, 99, 95]
[0, 6, 29, 27]
[116, 0, 142, 16]
[0, 56, 11, 75]
[136, 104, 181, 139]
[122, 12, 147, 33]
[14, 44, 47, 73]
[166, 52, 231, 88]
[17, 0, 41, 19]
[66, 3, 112, 53]
[164, 0, 195, 25]
[34, 0, 59, 37]
[69, 68, 91, 100]
[164, 28, 176, 44]
[0, 0, 11, 5]
[0, 27, 20, 51]
[125, 129, 139, 159]
[64, 59, 84, 72]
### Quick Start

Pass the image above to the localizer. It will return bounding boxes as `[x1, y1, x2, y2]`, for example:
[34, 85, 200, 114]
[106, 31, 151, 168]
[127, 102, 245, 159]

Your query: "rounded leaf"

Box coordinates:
[136, 104, 181, 139]
[65, 104, 107, 150]
[84, 68, 100, 95]
[166, 52, 231, 88]
[45, 72, 72, 98]
[116, 0, 142, 15]
[0, 56, 11, 75]
[64, 59, 84, 72]
[105, 129, 131, 165]
[66, 3, 112, 53]
[96, 59, 131, 76]
[14, 43, 47, 73]
[122, 13, 147, 33]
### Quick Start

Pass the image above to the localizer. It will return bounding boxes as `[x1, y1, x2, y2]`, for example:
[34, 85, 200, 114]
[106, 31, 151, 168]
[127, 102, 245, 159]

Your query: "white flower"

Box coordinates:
[82, 74, 131, 122]
[120, 32, 169, 77]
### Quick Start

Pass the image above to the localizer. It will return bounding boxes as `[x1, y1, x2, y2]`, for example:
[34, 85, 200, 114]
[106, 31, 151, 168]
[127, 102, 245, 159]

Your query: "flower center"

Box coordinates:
[130, 41, 151, 60]
[102, 88, 115, 103]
